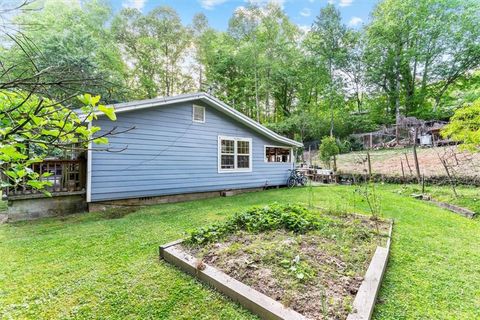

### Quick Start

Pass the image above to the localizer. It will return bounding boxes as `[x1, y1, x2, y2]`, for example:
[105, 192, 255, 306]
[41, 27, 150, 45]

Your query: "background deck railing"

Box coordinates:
[2, 159, 86, 197]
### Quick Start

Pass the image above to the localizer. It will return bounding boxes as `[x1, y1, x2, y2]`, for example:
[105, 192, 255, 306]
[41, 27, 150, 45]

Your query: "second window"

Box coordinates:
[219, 137, 252, 172]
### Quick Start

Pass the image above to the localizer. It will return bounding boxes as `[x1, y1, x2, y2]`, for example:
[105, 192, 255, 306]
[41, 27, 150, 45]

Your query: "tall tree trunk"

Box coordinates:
[329, 59, 334, 137]
[394, 46, 401, 143]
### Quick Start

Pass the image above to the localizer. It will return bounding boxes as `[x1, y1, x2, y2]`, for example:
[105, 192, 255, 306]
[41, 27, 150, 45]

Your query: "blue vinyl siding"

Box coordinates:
[90, 101, 294, 202]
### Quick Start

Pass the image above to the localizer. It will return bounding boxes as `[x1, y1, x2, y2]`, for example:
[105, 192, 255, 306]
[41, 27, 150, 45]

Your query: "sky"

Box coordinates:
[113, 0, 380, 31]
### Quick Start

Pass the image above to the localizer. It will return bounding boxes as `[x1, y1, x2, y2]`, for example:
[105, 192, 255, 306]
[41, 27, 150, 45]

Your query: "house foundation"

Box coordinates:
[88, 187, 265, 212]
[6, 191, 87, 222]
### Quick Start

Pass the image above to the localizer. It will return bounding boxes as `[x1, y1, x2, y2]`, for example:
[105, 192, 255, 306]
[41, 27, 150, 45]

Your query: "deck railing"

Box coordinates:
[2, 159, 86, 197]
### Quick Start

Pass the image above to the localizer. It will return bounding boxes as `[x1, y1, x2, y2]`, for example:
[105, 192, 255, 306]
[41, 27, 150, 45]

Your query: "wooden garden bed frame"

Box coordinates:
[160, 216, 393, 320]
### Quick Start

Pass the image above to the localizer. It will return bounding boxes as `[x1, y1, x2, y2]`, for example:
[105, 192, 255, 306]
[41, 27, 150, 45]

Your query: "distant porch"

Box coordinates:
[2, 159, 87, 221]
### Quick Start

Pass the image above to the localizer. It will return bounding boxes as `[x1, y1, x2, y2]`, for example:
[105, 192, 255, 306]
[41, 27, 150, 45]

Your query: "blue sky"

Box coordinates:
[114, 0, 379, 30]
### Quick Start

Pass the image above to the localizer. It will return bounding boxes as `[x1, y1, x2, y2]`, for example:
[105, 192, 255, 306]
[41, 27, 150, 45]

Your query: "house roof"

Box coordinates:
[93, 92, 303, 147]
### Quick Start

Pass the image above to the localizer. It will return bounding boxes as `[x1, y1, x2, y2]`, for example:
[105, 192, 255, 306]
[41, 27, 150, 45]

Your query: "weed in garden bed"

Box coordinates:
[185, 203, 326, 245]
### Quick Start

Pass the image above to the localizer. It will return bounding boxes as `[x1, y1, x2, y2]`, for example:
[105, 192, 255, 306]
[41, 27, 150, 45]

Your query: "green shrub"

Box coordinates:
[319, 136, 340, 166]
[186, 203, 325, 245]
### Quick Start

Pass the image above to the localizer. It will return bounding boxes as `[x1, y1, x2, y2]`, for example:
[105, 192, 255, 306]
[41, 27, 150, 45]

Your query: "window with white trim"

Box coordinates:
[192, 105, 205, 123]
[265, 146, 292, 163]
[219, 136, 252, 172]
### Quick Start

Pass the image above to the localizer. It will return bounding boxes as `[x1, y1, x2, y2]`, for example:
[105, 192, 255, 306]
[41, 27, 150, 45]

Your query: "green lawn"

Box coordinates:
[395, 184, 480, 213]
[0, 185, 479, 319]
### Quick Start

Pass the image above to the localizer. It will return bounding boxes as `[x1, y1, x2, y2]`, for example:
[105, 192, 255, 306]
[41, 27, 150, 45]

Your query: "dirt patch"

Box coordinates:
[184, 214, 389, 320]
[103, 206, 138, 219]
[333, 146, 480, 178]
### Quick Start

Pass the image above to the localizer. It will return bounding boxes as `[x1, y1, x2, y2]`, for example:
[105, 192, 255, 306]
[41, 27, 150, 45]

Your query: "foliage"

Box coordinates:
[364, 0, 480, 117]
[4, 0, 128, 104]
[0, 92, 115, 192]
[112, 6, 192, 98]
[441, 98, 480, 152]
[319, 136, 340, 165]
[307, 4, 348, 136]
[2, 0, 479, 146]
[186, 203, 325, 245]
[280, 254, 316, 282]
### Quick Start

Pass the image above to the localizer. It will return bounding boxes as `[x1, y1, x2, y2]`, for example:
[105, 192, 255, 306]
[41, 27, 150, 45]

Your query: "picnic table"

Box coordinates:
[297, 167, 337, 183]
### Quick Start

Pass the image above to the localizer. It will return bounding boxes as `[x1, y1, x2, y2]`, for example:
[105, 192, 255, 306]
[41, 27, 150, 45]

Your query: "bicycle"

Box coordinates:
[287, 169, 308, 188]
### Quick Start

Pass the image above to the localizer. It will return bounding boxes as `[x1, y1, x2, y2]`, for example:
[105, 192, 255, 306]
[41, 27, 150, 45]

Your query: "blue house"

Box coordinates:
[87, 93, 303, 207]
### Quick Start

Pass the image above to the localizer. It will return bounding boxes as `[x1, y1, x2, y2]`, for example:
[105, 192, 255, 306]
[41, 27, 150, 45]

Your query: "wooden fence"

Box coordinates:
[3, 159, 86, 197]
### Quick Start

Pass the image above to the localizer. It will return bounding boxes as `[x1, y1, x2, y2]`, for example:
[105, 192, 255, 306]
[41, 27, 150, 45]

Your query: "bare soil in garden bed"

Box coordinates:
[184, 213, 390, 320]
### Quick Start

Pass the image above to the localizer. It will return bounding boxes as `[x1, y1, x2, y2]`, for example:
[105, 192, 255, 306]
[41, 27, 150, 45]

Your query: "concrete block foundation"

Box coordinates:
[6, 192, 86, 222]
[88, 188, 265, 212]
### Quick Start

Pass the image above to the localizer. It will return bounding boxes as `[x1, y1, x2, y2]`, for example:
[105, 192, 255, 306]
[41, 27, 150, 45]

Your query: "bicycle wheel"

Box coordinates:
[299, 176, 308, 186]
[287, 177, 296, 188]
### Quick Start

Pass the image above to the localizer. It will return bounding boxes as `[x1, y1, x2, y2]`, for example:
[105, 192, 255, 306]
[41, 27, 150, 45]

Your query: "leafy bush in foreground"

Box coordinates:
[186, 203, 324, 245]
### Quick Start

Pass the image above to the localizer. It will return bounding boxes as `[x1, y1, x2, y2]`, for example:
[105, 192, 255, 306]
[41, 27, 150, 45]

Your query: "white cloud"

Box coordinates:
[122, 0, 146, 10]
[339, 0, 353, 7]
[300, 8, 311, 17]
[328, 0, 335, 4]
[298, 25, 311, 33]
[248, 0, 286, 8]
[348, 16, 363, 26]
[200, 0, 228, 10]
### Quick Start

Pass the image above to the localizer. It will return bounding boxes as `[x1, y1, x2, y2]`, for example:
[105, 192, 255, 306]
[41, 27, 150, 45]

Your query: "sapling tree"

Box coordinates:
[319, 136, 340, 170]
[0, 92, 117, 193]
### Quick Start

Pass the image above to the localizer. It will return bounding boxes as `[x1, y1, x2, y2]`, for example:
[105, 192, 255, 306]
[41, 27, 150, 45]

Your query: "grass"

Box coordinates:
[394, 184, 480, 213]
[0, 185, 479, 319]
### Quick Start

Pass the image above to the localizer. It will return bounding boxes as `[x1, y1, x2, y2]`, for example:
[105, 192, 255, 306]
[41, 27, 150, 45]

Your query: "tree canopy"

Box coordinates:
[2, 0, 479, 147]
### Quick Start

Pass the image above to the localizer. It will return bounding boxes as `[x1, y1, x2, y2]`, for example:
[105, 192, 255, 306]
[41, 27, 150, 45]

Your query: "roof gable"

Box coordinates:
[99, 92, 303, 147]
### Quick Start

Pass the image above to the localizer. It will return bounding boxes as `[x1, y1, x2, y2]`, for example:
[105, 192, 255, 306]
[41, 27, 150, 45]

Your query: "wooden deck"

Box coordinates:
[2, 159, 86, 198]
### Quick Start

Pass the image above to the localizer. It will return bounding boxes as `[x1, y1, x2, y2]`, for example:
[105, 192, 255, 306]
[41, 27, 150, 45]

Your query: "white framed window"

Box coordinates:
[192, 105, 205, 123]
[264, 146, 293, 163]
[218, 136, 252, 173]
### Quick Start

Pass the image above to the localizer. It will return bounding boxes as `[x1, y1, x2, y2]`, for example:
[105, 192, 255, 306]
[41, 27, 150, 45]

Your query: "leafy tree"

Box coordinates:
[112, 6, 193, 98]
[442, 98, 480, 152]
[319, 136, 340, 169]
[308, 4, 348, 137]
[3, 0, 128, 104]
[365, 0, 480, 119]
[201, 2, 302, 123]
[191, 13, 211, 91]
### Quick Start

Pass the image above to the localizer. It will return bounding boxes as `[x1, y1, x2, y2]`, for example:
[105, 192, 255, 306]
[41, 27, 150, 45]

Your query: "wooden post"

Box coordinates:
[404, 153, 413, 175]
[401, 160, 405, 184]
[367, 151, 372, 179]
[309, 145, 312, 167]
[440, 158, 458, 198]
[413, 127, 421, 184]
[422, 174, 425, 194]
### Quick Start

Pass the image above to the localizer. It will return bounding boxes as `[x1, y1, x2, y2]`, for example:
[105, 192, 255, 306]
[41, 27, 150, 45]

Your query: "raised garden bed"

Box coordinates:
[413, 194, 477, 219]
[160, 204, 393, 320]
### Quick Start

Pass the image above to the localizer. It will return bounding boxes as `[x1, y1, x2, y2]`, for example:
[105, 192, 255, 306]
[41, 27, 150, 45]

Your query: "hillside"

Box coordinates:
[323, 146, 480, 178]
